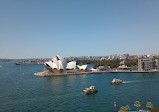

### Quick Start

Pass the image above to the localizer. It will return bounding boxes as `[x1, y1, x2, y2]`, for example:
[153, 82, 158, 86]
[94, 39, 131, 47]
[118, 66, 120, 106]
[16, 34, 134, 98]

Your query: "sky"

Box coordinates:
[1, 0, 159, 58]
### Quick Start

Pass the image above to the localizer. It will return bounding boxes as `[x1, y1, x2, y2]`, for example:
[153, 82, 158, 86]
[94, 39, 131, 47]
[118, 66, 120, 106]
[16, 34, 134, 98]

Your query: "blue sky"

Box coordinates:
[1, 0, 159, 58]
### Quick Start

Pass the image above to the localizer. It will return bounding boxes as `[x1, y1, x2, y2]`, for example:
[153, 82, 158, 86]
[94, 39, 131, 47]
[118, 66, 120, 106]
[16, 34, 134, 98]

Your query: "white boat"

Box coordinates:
[111, 78, 122, 84]
[83, 86, 98, 94]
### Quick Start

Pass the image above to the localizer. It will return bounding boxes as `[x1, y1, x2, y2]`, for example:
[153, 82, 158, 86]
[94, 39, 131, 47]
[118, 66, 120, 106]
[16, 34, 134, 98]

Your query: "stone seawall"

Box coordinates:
[34, 70, 110, 76]
[34, 70, 159, 77]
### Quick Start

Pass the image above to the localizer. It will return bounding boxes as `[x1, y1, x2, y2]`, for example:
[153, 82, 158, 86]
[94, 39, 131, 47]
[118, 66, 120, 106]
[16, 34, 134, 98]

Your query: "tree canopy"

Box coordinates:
[146, 102, 153, 110]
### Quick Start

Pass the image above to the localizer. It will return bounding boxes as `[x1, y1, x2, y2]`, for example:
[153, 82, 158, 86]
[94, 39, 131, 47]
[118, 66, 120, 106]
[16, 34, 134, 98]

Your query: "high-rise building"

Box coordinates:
[138, 59, 155, 71]
[155, 59, 159, 67]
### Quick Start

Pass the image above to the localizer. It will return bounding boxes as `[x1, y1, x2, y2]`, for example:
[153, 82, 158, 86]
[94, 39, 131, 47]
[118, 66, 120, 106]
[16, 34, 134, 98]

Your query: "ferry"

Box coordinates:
[111, 78, 122, 84]
[83, 86, 98, 94]
[15, 60, 44, 65]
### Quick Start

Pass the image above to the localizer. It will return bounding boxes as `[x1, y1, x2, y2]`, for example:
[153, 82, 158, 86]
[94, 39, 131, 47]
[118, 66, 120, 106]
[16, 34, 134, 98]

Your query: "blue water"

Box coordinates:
[0, 62, 159, 112]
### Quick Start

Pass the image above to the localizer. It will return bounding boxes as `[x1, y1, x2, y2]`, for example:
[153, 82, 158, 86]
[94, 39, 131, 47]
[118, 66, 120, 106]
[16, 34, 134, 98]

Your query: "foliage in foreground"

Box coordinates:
[118, 105, 130, 112]
[151, 107, 159, 112]
[146, 102, 153, 110]
[118, 101, 157, 112]
[134, 101, 141, 112]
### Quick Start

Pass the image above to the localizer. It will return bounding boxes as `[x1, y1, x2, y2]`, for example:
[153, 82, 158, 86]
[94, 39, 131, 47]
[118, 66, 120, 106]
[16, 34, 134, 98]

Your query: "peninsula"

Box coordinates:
[34, 55, 159, 77]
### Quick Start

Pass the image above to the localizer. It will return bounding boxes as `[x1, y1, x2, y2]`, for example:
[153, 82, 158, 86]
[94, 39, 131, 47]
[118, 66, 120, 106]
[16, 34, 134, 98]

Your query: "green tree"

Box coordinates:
[146, 102, 153, 110]
[125, 105, 130, 111]
[125, 59, 138, 67]
[118, 106, 126, 112]
[134, 101, 141, 112]
[151, 107, 159, 112]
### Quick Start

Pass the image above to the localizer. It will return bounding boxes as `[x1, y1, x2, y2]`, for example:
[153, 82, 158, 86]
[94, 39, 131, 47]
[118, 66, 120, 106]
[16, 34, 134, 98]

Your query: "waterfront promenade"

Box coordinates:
[34, 69, 159, 76]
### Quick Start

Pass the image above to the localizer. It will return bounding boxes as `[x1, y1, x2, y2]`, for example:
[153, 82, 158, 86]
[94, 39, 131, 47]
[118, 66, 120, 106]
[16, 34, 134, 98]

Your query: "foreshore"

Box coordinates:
[34, 69, 159, 77]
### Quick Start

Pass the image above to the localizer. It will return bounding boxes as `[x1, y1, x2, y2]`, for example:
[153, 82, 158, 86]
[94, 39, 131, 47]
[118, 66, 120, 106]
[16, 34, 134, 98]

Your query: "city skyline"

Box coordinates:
[1, 0, 159, 58]
[0, 53, 159, 60]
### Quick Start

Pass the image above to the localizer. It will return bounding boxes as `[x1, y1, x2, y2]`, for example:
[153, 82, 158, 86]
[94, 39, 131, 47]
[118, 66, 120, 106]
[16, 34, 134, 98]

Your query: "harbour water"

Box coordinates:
[0, 62, 159, 112]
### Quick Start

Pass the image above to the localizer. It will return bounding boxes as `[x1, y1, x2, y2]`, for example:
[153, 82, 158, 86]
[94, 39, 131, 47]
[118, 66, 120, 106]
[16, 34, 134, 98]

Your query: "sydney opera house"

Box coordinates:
[42, 55, 88, 73]
[34, 55, 103, 76]
[44, 55, 77, 70]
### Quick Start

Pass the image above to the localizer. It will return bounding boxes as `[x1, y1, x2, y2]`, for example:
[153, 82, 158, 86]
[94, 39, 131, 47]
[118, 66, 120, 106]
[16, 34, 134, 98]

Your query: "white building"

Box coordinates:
[44, 55, 76, 70]
[66, 61, 76, 70]
[155, 59, 159, 67]
[138, 58, 155, 71]
[77, 65, 88, 70]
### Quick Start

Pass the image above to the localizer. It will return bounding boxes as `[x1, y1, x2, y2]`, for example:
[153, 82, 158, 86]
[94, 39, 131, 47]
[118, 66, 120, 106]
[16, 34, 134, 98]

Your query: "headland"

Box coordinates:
[33, 54, 159, 77]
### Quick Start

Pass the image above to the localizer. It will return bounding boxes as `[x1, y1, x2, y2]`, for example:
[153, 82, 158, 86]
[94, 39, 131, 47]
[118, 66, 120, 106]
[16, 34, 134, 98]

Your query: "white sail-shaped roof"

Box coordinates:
[66, 61, 76, 70]
[56, 55, 67, 70]
[52, 61, 58, 69]
[44, 55, 76, 70]
[77, 65, 88, 70]
[52, 57, 60, 70]
[44, 61, 54, 69]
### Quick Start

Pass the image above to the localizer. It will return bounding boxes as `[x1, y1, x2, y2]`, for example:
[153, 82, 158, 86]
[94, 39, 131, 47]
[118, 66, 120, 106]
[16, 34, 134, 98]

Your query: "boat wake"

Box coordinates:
[123, 80, 142, 83]
[123, 79, 159, 84]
